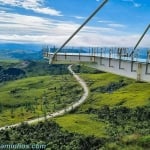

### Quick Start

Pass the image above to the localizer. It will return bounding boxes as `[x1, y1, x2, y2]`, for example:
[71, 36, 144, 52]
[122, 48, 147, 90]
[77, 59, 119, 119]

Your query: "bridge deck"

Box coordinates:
[47, 52, 148, 63]
[44, 52, 150, 82]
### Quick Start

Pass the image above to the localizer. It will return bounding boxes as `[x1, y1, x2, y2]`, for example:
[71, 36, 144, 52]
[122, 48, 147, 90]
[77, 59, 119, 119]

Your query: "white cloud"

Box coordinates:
[133, 3, 141, 8]
[98, 20, 113, 23]
[0, 0, 62, 16]
[68, 33, 150, 47]
[0, 11, 149, 47]
[1, 33, 150, 47]
[108, 23, 126, 28]
[82, 26, 116, 34]
[74, 16, 85, 19]
[122, 0, 141, 8]
[0, 11, 116, 36]
[98, 20, 127, 29]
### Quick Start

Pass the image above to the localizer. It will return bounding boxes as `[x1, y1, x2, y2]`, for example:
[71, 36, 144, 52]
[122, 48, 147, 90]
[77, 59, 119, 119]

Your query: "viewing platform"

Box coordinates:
[43, 47, 150, 82]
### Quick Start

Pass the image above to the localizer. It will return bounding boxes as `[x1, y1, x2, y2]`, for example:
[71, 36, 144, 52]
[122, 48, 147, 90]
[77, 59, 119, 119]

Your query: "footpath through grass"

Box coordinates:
[55, 69, 150, 149]
[0, 62, 149, 149]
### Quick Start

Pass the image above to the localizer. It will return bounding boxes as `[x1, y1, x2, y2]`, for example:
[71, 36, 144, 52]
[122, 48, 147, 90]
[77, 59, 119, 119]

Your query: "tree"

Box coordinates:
[0, 103, 3, 113]
[10, 106, 15, 118]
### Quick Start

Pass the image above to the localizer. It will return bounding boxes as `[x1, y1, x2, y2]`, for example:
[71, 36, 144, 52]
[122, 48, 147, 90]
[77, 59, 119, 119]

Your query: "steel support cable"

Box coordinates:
[49, 0, 109, 64]
[130, 24, 150, 57]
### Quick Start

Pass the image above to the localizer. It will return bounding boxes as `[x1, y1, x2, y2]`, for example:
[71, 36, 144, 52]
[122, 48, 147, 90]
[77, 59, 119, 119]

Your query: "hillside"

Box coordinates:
[0, 60, 70, 83]
[0, 50, 42, 60]
[55, 70, 150, 149]
[0, 62, 149, 149]
[0, 61, 84, 127]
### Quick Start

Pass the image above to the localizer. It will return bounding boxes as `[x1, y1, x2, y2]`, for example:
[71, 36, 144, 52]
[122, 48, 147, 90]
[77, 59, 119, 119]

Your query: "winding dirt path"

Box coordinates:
[0, 65, 89, 130]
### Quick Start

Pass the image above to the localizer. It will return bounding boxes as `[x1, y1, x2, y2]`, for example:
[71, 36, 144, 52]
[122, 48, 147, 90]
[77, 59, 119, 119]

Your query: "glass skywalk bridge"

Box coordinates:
[42, 47, 150, 82]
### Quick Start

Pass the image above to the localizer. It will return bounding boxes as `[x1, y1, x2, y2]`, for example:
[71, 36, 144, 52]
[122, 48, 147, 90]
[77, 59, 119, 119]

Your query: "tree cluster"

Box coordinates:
[91, 80, 127, 93]
[86, 105, 150, 148]
[0, 121, 106, 150]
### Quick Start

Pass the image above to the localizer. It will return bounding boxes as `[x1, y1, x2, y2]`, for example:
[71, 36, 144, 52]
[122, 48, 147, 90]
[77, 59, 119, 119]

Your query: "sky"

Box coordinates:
[0, 0, 150, 47]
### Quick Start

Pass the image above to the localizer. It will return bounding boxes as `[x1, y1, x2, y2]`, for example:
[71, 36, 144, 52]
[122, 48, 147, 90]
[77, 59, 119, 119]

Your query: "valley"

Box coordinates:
[0, 60, 149, 149]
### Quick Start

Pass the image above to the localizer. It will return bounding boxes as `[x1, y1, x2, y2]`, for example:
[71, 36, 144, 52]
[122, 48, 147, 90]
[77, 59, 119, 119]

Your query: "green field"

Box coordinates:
[0, 74, 83, 127]
[0, 59, 19, 63]
[55, 71, 150, 149]
[56, 114, 107, 138]
[0, 61, 149, 149]
[79, 73, 150, 109]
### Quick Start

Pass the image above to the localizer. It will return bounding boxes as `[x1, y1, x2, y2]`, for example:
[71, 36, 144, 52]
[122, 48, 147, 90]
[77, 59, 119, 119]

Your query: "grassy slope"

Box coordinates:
[0, 59, 19, 63]
[0, 60, 20, 68]
[0, 75, 83, 127]
[55, 114, 107, 138]
[80, 73, 150, 109]
[55, 72, 150, 139]
[0, 61, 149, 148]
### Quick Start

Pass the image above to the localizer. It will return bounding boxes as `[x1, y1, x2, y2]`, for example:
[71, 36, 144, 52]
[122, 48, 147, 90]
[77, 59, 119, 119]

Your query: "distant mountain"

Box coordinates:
[50, 47, 87, 53]
[0, 49, 43, 60]
[0, 43, 43, 60]
[0, 43, 42, 51]
[0, 44, 87, 60]
[0, 43, 148, 60]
